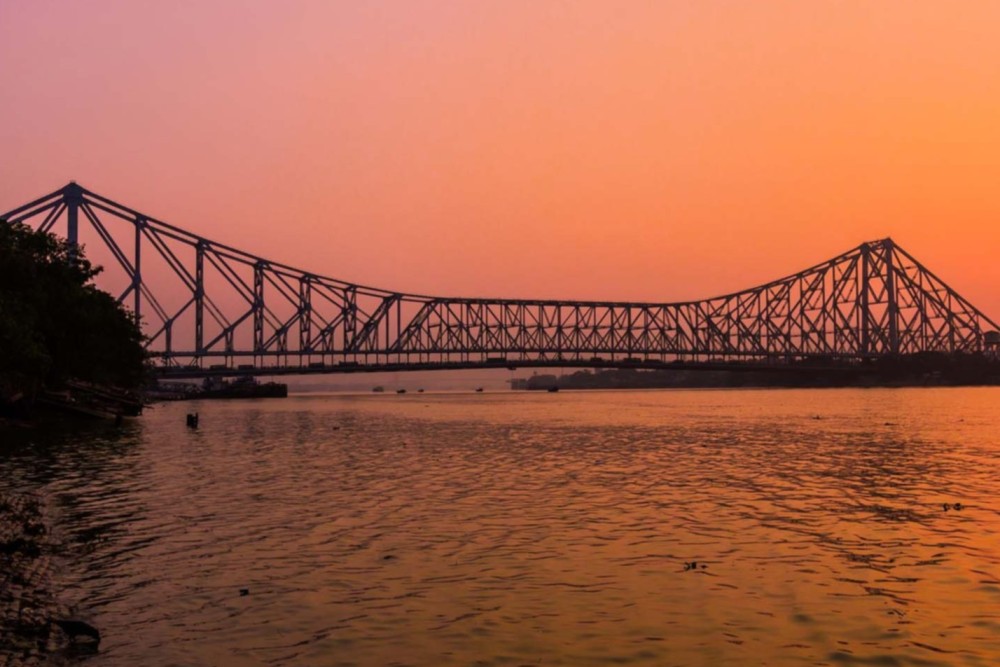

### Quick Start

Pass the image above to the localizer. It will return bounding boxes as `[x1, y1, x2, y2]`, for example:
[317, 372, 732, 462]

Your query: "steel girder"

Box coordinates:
[3, 183, 998, 372]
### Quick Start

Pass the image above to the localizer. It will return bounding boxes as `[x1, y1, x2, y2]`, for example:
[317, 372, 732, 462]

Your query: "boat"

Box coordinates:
[372, 386, 385, 393]
[36, 380, 144, 419]
[396, 388, 407, 394]
[475, 387, 484, 393]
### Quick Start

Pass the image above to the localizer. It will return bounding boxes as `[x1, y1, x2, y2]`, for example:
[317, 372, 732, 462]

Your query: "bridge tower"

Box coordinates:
[986, 331, 1000, 359]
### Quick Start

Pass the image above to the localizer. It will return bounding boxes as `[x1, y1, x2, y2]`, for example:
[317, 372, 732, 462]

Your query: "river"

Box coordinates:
[2, 388, 999, 666]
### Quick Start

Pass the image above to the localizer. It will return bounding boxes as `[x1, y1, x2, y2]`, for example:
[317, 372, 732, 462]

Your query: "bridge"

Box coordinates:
[3, 183, 998, 379]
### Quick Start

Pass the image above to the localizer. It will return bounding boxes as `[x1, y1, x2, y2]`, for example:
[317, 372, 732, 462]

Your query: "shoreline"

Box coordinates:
[0, 491, 74, 666]
[515, 359, 1000, 391]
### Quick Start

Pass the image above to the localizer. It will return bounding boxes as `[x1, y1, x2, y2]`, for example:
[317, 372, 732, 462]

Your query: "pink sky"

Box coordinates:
[2, 1, 999, 318]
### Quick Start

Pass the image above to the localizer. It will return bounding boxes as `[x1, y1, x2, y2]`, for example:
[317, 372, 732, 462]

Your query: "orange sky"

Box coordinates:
[2, 1, 999, 318]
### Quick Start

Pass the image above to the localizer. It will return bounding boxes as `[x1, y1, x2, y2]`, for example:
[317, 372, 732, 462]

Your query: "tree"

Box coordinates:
[0, 219, 147, 399]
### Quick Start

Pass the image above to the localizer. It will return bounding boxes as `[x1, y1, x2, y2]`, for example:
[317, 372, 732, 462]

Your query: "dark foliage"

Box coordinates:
[0, 220, 147, 397]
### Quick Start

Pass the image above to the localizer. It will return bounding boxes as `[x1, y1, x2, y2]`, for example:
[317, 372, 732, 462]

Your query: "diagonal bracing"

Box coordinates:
[3, 183, 998, 374]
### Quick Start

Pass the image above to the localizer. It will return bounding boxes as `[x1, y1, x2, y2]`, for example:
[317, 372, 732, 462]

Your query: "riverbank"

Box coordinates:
[514, 353, 1000, 390]
[0, 491, 70, 666]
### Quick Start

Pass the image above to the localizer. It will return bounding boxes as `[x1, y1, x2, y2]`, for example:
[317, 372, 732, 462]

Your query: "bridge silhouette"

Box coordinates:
[3, 183, 998, 379]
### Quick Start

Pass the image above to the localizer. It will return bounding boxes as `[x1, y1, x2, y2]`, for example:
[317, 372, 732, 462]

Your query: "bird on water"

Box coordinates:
[50, 618, 101, 647]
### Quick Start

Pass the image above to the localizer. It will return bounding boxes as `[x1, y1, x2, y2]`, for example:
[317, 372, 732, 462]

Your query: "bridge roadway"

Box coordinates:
[158, 357, 869, 380]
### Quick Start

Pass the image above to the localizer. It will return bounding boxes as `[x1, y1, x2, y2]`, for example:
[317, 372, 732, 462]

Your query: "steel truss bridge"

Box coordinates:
[3, 183, 998, 378]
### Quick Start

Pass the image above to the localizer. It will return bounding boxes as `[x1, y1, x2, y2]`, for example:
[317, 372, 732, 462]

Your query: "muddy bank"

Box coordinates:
[0, 492, 77, 666]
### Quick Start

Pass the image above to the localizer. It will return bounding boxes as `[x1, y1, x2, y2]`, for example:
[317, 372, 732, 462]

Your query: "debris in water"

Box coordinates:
[51, 619, 101, 647]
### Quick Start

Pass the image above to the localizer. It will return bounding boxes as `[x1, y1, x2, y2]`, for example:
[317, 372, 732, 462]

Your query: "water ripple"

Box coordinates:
[2, 387, 1000, 666]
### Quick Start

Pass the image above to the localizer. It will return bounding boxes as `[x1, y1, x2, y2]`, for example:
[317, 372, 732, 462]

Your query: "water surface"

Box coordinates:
[3, 388, 1000, 666]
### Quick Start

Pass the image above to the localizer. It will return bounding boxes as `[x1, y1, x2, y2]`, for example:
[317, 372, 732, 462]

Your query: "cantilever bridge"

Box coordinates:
[3, 183, 998, 378]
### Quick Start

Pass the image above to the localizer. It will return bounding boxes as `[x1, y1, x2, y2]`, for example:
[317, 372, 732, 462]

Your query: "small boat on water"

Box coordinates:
[372, 386, 385, 393]
[396, 389, 407, 394]
[475, 387, 484, 393]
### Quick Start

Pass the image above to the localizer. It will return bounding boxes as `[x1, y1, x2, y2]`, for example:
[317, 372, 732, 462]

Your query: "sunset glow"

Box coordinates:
[4, 6, 1000, 665]
[2, 1, 998, 314]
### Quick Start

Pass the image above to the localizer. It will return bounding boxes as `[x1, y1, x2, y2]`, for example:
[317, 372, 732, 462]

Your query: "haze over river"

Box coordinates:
[3, 388, 1000, 666]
